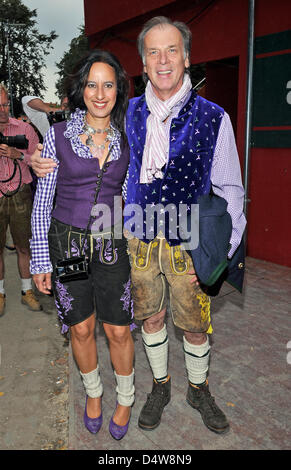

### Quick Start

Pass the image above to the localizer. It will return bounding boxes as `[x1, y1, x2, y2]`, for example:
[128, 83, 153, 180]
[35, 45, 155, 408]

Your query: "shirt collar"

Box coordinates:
[7, 117, 21, 127]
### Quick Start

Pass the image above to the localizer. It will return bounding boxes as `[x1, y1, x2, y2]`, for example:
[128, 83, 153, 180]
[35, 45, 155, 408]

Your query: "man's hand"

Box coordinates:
[33, 273, 52, 295]
[0, 143, 21, 159]
[31, 143, 57, 177]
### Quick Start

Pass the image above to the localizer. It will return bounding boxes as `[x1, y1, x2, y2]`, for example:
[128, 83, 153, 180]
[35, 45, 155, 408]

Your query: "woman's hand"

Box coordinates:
[31, 144, 57, 177]
[187, 268, 199, 286]
[33, 273, 52, 295]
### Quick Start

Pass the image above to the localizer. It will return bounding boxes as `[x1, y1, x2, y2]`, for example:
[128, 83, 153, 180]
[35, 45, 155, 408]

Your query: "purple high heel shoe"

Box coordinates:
[83, 395, 103, 434]
[109, 402, 131, 440]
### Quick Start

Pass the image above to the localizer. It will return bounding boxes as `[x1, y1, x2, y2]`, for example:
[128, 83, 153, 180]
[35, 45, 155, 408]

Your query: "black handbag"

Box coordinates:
[55, 149, 111, 283]
[55, 255, 89, 283]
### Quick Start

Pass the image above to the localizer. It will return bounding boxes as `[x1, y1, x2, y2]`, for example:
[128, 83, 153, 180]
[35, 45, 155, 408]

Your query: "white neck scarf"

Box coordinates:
[140, 73, 192, 184]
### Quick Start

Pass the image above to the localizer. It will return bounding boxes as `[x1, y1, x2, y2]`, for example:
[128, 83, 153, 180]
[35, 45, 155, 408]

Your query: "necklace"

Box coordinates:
[83, 119, 114, 159]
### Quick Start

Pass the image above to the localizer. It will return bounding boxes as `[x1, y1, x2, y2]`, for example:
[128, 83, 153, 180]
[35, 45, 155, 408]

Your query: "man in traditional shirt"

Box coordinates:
[30, 16, 246, 434]
[22, 96, 69, 141]
[0, 83, 42, 315]
[22, 96, 56, 140]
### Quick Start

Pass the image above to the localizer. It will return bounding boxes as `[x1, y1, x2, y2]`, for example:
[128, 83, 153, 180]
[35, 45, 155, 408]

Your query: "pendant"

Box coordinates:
[85, 135, 94, 146]
[92, 144, 105, 159]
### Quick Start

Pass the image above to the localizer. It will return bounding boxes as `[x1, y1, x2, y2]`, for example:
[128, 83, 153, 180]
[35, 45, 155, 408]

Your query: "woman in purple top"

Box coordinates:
[30, 50, 134, 440]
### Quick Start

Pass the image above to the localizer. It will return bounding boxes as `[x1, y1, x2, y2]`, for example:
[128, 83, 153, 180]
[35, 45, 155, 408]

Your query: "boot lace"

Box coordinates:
[144, 387, 167, 412]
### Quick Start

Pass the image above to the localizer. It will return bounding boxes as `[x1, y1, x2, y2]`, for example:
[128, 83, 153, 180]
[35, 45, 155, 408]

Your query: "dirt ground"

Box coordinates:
[32, 292, 70, 451]
[0, 246, 70, 450]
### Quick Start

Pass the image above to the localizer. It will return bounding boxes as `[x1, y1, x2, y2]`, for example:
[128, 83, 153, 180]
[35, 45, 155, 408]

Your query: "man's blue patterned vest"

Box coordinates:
[124, 89, 224, 245]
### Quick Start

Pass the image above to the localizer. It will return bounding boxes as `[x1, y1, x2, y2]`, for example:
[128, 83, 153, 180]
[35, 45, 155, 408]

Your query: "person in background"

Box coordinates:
[0, 83, 42, 316]
[22, 96, 57, 197]
[22, 96, 69, 197]
[21, 96, 56, 140]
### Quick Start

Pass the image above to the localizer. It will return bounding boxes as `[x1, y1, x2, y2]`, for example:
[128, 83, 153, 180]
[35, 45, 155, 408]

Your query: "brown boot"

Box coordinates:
[21, 290, 42, 311]
[0, 293, 6, 316]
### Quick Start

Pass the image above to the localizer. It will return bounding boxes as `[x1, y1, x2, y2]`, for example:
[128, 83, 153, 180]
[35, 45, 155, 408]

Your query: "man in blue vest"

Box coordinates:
[123, 16, 246, 435]
[30, 16, 246, 435]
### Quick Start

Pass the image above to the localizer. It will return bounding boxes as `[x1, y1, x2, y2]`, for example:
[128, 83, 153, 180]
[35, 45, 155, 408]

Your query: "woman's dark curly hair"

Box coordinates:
[65, 49, 129, 136]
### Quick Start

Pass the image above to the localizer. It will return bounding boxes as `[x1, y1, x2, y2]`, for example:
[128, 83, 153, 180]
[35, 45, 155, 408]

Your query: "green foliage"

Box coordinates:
[55, 25, 88, 100]
[0, 0, 57, 116]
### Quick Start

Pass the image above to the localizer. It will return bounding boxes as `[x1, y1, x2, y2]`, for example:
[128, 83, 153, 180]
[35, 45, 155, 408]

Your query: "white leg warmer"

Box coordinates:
[183, 336, 210, 385]
[80, 365, 103, 398]
[114, 369, 135, 407]
[142, 324, 169, 382]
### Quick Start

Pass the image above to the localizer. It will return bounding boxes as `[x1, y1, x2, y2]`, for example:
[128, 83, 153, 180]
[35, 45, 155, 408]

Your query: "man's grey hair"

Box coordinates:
[0, 83, 9, 96]
[137, 16, 192, 65]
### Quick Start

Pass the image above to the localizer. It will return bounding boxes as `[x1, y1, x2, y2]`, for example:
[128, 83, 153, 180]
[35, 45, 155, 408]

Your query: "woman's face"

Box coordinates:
[83, 62, 117, 123]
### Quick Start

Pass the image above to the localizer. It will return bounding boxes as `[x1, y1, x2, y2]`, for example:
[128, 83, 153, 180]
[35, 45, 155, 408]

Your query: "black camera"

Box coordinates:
[0, 132, 28, 149]
[47, 110, 70, 126]
[55, 255, 88, 283]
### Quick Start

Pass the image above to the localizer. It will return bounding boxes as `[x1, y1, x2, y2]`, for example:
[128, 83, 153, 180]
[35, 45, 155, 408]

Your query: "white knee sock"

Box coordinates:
[114, 369, 135, 407]
[142, 324, 169, 382]
[21, 278, 32, 292]
[183, 336, 210, 385]
[80, 365, 103, 398]
[0, 280, 5, 294]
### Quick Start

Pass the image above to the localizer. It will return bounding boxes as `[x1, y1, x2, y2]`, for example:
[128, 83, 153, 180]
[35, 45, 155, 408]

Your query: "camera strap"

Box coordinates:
[55, 148, 112, 259]
[0, 159, 22, 198]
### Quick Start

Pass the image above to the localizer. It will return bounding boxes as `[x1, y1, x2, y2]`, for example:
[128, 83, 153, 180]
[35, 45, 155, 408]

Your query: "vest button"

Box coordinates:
[238, 262, 244, 269]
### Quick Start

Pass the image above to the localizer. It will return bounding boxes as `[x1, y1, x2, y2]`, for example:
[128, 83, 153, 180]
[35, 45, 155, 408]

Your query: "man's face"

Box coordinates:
[143, 24, 189, 101]
[0, 90, 10, 124]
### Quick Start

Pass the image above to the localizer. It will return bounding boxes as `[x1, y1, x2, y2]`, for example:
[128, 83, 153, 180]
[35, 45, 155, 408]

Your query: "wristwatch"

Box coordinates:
[19, 153, 24, 161]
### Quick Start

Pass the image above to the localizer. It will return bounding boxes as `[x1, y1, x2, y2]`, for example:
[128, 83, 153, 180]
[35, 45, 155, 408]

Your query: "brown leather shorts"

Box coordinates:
[0, 184, 32, 251]
[127, 236, 212, 333]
